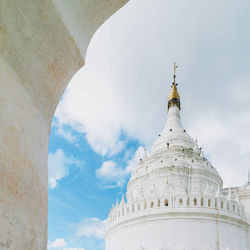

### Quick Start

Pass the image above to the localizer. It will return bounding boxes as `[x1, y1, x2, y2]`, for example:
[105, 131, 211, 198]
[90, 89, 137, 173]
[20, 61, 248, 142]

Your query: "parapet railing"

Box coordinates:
[107, 195, 246, 226]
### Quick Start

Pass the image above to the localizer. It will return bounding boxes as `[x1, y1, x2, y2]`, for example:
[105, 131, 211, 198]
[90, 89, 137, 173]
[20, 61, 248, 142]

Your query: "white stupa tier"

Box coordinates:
[105, 78, 250, 250]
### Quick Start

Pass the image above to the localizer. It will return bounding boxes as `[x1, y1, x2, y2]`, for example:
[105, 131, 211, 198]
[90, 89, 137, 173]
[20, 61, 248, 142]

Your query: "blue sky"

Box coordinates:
[48, 124, 141, 250]
[47, 0, 250, 249]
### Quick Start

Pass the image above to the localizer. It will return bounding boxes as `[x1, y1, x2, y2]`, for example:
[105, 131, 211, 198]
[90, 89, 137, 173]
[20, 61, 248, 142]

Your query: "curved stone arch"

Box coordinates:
[232, 202, 236, 213]
[150, 201, 154, 208]
[221, 200, 224, 209]
[0, 1, 129, 248]
[175, 195, 186, 206]
[208, 198, 211, 207]
[193, 197, 198, 206]
[179, 197, 183, 206]
[164, 198, 169, 207]
[231, 201, 236, 213]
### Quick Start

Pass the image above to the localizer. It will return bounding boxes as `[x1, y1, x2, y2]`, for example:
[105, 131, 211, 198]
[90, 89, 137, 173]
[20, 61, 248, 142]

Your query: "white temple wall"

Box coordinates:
[127, 164, 222, 203]
[237, 184, 250, 249]
[106, 216, 249, 250]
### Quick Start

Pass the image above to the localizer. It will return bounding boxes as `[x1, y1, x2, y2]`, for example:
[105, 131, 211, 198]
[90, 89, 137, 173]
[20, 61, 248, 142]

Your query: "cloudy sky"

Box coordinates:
[47, 0, 250, 249]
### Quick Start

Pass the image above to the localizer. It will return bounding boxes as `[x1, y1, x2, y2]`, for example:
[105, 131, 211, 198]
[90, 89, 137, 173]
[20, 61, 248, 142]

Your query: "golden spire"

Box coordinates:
[168, 62, 181, 110]
[168, 81, 180, 101]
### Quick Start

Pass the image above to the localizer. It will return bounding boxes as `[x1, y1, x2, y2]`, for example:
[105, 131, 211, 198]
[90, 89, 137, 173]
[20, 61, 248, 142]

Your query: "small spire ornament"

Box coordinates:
[168, 62, 181, 110]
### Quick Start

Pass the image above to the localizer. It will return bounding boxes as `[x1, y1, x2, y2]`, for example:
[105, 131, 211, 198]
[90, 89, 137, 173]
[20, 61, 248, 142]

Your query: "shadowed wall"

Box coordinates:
[0, 1, 128, 248]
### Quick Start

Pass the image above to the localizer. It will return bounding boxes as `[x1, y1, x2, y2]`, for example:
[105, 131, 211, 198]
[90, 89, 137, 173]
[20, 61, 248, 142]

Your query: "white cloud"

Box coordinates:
[76, 218, 106, 239]
[96, 161, 126, 183]
[49, 238, 67, 248]
[96, 147, 144, 188]
[48, 149, 83, 188]
[48, 239, 85, 250]
[55, 123, 77, 144]
[54, 71, 129, 156]
[189, 112, 250, 187]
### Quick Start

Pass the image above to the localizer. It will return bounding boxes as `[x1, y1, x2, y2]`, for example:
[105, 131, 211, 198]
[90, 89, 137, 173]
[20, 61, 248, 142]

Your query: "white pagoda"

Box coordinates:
[105, 65, 250, 250]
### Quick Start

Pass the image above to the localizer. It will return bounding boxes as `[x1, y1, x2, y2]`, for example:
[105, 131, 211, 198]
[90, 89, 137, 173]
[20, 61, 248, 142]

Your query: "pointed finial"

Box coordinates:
[173, 62, 178, 85]
[144, 147, 147, 158]
[168, 62, 181, 110]
[121, 195, 125, 205]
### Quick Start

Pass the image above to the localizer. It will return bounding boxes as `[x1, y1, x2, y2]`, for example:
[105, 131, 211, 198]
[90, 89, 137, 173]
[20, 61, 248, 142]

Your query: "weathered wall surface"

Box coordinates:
[0, 0, 127, 249]
[106, 212, 249, 250]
